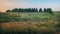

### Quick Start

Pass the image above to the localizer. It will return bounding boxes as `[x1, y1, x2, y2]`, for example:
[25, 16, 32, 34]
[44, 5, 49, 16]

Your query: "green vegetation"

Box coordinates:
[0, 12, 52, 23]
[6, 8, 53, 14]
[0, 11, 60, 34]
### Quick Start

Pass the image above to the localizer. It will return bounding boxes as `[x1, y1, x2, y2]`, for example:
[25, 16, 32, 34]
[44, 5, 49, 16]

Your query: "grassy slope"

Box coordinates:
[0, 12, 52, 22]
[0, 12, 60, 34]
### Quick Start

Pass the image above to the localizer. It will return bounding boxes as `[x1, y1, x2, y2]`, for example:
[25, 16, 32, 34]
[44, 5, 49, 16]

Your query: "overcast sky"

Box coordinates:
[0, 0, 60, 12]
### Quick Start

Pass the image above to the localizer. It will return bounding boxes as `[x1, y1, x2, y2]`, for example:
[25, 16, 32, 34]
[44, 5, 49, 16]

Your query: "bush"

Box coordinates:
[55, 22, 60, 32]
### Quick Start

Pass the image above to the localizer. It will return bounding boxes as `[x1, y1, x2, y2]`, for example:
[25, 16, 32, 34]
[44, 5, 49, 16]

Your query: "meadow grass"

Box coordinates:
[0, 12, 60, 34]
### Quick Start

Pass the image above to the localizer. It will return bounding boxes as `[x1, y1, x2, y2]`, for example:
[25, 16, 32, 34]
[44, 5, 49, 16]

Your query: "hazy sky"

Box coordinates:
[0, 0, 60, 12]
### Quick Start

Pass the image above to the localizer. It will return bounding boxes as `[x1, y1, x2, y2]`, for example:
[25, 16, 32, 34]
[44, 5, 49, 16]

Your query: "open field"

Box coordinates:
[0, 12, 52, 22]
[0, 12, 60, 34]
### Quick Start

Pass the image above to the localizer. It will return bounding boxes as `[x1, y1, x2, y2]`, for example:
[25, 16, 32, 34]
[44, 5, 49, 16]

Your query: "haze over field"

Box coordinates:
[0, 0, 60, 12]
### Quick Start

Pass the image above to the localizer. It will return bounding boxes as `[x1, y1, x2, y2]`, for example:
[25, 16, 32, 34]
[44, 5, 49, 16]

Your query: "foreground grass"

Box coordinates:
[0, 21, 56, 34]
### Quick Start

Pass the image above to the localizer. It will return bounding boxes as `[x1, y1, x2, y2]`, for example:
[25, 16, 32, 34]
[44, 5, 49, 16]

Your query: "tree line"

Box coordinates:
[6, 8, 53, 14]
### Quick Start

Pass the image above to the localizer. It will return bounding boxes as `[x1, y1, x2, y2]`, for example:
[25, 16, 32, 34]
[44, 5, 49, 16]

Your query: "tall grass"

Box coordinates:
[0, 21, 56, 34]
[0, 12, 60, 34]
[0, 12, 52, 23]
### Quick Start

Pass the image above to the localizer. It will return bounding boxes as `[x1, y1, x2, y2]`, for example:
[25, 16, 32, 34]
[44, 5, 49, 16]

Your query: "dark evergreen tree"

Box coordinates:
[11, 8, 18, 12]
[39, 8, 42, 12]
[47, 8, 53, 14]
[31, 8, 36, 12]
[44, 8, 47, 12]
[25, 8, 28, 12]
[18, 8, 22, 12]
[24, 9, 26, 12]
[21, 8, 23, 12]
[35, 8, 38, 12]
[6, 8, 53, 14]
[6, 9, 10, 12]
[28, 8, 31, 12]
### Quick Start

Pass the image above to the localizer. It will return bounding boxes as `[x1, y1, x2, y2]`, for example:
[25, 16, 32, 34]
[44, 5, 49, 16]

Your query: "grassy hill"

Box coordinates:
[0, 12, 52, 22]
[0, 12, 60, 34]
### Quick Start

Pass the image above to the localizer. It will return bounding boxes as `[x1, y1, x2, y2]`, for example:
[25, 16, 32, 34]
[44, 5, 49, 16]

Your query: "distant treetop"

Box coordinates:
[6, 8, 53, 14]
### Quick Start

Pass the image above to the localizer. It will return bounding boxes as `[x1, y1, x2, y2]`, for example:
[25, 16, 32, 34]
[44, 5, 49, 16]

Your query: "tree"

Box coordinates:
[18, 8, 22, 12]
[35, 8, 38, 12]
[39, 8, 42, 12]
[44, 8, 47, 12]
[47, 8, 53, 14]
[6, 9, 10, 12]
[27, 8, 31, 12]
[11, 8, 18, 12]
[31, 8, 37, 12]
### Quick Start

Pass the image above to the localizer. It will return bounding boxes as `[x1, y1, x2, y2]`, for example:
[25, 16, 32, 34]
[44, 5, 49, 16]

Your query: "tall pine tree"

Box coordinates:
[39, 8, 42, 12]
